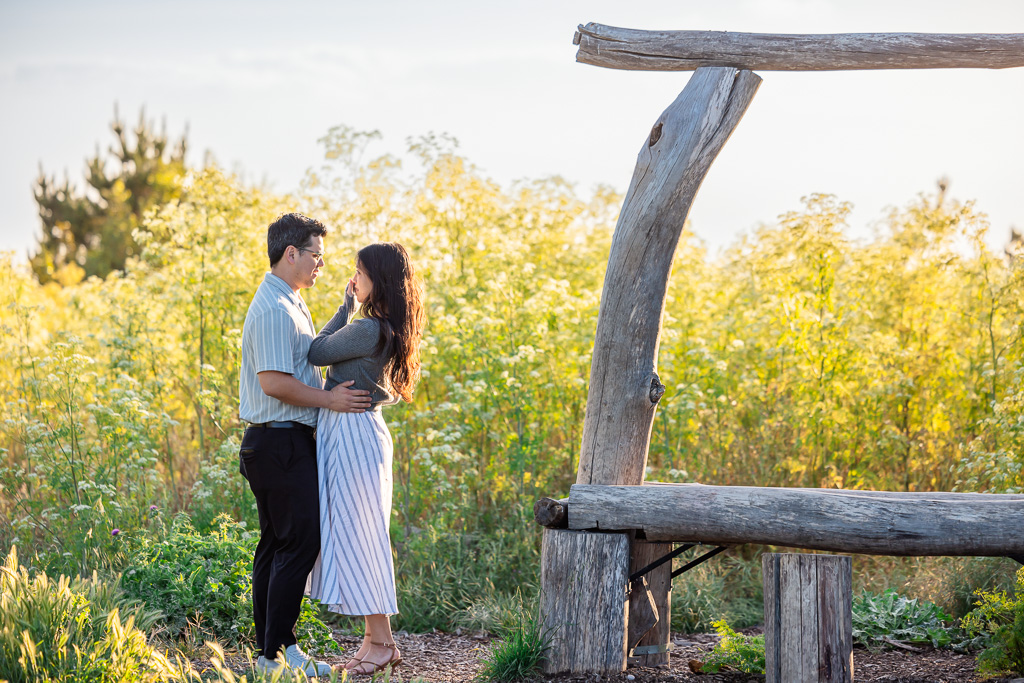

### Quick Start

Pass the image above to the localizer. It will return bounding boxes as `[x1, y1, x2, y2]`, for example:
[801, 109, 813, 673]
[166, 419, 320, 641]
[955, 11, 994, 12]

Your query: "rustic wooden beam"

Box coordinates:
[577, 66, 761, 487]
[645, 481, 1024, 501]
[567, 483, 1024, 556]
[575, 23, 1024, 72]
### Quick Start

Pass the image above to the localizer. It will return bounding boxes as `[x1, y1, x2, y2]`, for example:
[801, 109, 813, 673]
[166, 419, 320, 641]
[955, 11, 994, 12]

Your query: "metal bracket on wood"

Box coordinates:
[671, 545, 729, 578]
[629, 543, 695, 582]
[628, 543, 730, 582]
[1009, 554, 1024, 566]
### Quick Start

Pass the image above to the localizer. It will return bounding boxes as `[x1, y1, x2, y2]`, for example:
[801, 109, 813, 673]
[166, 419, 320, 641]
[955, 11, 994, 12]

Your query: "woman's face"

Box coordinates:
[352, 260, 374, 304]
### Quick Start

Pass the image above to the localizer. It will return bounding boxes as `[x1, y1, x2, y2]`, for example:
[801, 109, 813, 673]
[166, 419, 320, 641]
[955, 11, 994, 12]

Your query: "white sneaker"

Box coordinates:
[256, 655, 284, 675]
[282, 644, 334, 677]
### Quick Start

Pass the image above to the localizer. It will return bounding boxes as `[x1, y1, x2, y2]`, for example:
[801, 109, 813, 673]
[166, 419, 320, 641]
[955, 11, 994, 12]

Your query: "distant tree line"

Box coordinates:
[31, 108, 187, 285]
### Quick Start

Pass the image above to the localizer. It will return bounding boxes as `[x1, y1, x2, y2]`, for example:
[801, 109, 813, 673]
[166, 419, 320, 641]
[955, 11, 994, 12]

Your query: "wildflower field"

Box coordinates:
[2, 126, 1023, 679]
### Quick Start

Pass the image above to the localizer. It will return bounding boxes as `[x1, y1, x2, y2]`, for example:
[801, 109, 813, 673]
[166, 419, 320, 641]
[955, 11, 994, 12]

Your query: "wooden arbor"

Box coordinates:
[539, 24, 1024, 676]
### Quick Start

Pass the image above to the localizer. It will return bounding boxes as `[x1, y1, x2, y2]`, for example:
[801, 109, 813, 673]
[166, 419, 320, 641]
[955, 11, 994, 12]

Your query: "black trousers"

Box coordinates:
[239, 425, 320, 660]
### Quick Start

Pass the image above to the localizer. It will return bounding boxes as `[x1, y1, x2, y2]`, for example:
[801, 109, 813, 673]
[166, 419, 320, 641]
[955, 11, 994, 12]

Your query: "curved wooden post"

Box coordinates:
[577, 66, 761, 487]
[540, 66, 761, 676]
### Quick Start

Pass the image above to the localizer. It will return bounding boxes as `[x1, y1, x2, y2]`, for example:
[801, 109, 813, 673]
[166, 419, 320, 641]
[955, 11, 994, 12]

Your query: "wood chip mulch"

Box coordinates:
[203, 627, 1024, 682]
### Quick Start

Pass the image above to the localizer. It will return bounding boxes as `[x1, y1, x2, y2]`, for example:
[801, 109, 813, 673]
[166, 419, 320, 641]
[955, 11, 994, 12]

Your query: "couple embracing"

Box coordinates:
[238, 213, 425, 676]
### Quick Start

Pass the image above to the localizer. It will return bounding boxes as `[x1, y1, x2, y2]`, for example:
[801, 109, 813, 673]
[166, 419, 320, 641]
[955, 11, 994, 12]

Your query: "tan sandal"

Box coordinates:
[346, 641, 402, 675]
[343, 633, 372, 672]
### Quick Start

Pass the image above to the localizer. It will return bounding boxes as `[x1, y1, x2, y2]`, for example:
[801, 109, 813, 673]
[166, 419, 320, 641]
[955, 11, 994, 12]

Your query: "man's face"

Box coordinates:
[295, 235, 325, 289]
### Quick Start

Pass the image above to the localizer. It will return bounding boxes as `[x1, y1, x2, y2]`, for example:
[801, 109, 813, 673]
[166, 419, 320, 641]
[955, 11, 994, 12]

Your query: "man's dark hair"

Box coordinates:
[267, 213, 328, 267]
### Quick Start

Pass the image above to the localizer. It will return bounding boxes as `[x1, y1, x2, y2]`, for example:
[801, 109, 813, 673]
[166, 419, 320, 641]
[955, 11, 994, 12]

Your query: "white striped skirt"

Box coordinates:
[307, 409, 398, 616]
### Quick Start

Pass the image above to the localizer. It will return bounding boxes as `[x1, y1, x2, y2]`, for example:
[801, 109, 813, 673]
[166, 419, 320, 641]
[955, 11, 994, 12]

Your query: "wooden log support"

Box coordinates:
[537, 66, 761, 675]
[539, 529, 630, 675]
[577, 66, 761, 488]
[628, 541, 672, 667]
[626, 575, 658, 652]
[568, 483, 1024, 556]
[548, 19, 1024, 678]
[575, 23, 1024, 72]
[763, 554, 853, 683]
[537, 67, 760, 674]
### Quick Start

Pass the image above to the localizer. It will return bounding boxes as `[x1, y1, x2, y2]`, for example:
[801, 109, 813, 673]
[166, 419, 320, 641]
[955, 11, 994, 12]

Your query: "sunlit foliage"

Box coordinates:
[1, 127, 1021, 585]
[31, 109, 188, 284]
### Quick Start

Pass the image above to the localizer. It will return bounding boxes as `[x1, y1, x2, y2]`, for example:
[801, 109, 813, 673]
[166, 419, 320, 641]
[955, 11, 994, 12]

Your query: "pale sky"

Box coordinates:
[2, 0, 1022, 262]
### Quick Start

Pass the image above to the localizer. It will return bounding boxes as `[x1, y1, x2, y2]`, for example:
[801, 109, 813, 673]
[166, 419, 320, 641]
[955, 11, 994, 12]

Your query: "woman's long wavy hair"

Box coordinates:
[356, 242, 425, 402]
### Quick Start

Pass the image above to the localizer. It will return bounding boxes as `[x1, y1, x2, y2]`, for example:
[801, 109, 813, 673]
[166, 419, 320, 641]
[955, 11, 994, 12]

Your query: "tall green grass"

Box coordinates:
[392, 519, 540, 633]
[0, 546, 172, 683]
[475, 593, 549, 682]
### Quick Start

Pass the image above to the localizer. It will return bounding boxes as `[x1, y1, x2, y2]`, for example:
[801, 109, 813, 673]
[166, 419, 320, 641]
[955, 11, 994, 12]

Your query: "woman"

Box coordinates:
[306, 242, 425, 675]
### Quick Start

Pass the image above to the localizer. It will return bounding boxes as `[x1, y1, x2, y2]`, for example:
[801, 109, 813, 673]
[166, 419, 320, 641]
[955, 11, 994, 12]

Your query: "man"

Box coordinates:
[239, 212, 371, 676]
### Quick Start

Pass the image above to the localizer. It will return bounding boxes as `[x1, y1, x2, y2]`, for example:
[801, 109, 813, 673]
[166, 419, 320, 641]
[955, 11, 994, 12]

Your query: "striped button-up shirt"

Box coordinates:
[239, 272, 323, 427]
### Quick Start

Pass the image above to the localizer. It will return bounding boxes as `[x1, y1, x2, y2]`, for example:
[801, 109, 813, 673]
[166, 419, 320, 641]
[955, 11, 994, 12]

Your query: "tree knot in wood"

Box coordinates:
[650, 374, 666, 404]
[648, 122, 663, 148]
[534, 497, 569, 528]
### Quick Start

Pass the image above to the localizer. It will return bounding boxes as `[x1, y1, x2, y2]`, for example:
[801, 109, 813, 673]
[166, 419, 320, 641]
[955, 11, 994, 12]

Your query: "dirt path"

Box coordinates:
[210, 629, 1020, 682]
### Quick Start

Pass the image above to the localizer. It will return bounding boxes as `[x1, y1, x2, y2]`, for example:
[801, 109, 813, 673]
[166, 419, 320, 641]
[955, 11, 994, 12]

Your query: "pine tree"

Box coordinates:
[31, 108, 187, 284]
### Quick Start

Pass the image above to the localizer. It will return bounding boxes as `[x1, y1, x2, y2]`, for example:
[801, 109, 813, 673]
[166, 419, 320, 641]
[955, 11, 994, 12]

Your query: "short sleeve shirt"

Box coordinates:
[239, 273, 323, 426]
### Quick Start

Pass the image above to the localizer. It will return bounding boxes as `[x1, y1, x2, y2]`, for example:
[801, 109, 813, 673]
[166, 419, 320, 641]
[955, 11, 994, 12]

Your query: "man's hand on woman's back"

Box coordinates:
[258, 372, 371, 413]
[326, 380, 372, 413]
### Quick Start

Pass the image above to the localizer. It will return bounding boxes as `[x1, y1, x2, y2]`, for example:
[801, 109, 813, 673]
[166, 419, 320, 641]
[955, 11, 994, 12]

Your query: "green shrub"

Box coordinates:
[296, 598, 342, 657]
[120, 512, 338, 655]
[961, 567, 1024, 676]
[698, 619, 765, 675]
[120, 513, 256, 644]
[933, 557, 1020, 621]
[852, 589, 955, 649]
[0, 546, 173, 683]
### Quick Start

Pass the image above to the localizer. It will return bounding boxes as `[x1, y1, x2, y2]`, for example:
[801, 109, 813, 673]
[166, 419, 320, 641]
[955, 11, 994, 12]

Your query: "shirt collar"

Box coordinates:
[264, 272, 305, 307]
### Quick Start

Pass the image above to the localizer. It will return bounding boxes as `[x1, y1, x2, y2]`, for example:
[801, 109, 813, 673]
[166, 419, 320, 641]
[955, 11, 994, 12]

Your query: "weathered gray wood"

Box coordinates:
[568, 483, 1024, 556]
[576, 66, 760, 487]
[575, 23, 1024, 72]
[534, 497, 569, 528]
[628, 540, 672, 667]
[763, 554, 852, 683]
[643, 481, 1024, 501]
[626, 576, 658, 651]
[794, 555, 817, 679]
[764, 552, 779, 680]
[540, 529, 630, 675]
[818, 556, 853, 681]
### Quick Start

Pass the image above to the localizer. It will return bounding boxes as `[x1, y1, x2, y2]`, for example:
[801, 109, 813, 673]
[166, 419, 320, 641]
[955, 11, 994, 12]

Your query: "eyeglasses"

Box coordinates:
[297, 247, 325, 262]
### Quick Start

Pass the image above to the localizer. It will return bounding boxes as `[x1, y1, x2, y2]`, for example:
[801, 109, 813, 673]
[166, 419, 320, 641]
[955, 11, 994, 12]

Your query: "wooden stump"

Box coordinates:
[628, 540, 672, 667]
[763, 553, 853, 683]
[540, 529, 630, 675]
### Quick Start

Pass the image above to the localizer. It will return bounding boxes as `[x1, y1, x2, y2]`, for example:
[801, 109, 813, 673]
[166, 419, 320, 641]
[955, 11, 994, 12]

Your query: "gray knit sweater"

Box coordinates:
[307, 292, 398, 408]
